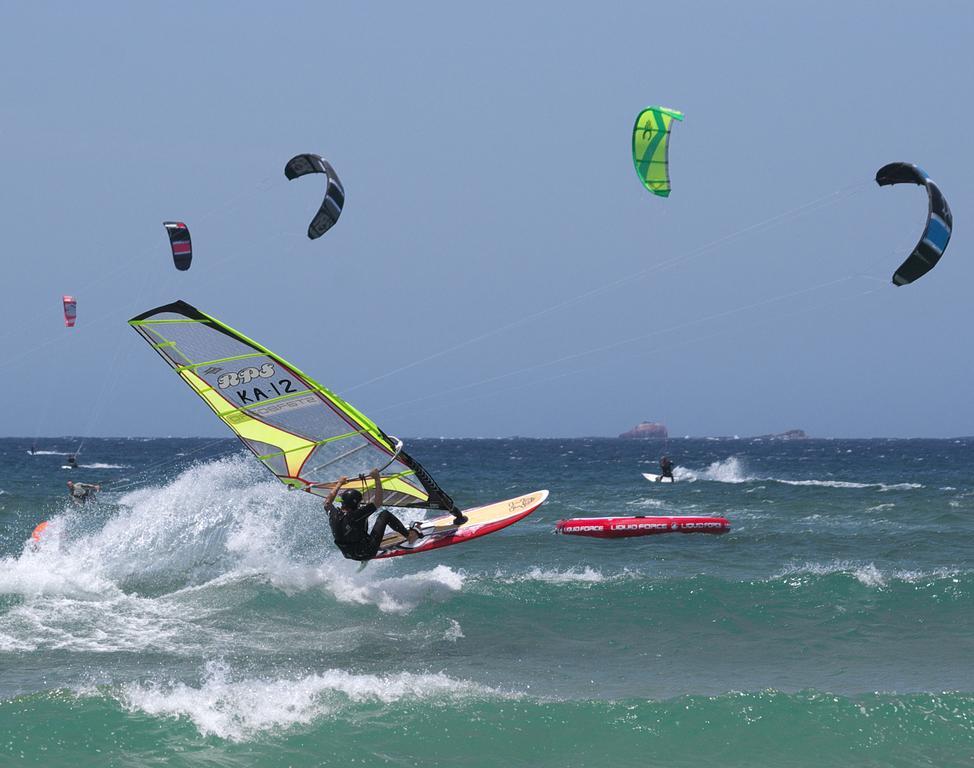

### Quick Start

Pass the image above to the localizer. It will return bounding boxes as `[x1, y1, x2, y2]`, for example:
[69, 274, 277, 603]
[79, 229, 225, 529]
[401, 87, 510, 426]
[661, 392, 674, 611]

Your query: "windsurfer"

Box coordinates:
[67, 480, 99, 504]
[325, 468, 422, 561]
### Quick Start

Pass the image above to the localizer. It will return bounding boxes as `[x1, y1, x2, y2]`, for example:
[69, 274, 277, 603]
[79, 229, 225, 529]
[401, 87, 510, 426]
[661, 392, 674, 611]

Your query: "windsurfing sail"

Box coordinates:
[284, 153, 345, 239]
[875, 163, 953, 286]
[62, 295, 76, 327]
[128, 301, 458, 510]
[632, 106, 684, 198]
[163, 222, 193, 271]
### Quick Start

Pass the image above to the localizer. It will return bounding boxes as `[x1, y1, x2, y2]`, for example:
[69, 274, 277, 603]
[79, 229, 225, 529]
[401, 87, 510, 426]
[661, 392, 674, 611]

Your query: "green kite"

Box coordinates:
[632, 106, 684, 198]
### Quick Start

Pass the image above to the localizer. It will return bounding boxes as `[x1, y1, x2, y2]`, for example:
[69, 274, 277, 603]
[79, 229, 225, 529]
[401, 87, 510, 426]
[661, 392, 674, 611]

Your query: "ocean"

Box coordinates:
[1, 436, 972, 767]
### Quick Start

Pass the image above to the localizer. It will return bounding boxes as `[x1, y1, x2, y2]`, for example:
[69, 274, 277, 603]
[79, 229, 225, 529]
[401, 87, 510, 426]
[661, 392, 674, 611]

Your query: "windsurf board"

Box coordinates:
[642, 473, 675, 483]
[375, 489, 548, 559]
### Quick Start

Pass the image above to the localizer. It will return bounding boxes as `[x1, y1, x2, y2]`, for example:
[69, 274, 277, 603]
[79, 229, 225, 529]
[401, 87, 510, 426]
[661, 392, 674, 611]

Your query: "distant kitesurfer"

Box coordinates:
[658, 456, 675, 481]
[324, 468, 422, 561]
[67, 480, 99, 504]
[66, 455, 77, 468]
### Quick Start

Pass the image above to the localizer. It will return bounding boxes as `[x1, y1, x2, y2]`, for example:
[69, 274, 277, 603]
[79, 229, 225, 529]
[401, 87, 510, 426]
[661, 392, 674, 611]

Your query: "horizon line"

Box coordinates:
[5, 434, 974, 442]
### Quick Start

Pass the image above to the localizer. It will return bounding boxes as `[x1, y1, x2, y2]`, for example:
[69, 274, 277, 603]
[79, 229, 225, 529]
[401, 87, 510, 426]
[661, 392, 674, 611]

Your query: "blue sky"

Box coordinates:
[2, 1, 972, 438]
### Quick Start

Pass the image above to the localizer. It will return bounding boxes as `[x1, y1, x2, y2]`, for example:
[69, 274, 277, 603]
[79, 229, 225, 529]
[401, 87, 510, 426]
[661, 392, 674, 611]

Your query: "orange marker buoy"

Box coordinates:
[31, 521, 49, 542]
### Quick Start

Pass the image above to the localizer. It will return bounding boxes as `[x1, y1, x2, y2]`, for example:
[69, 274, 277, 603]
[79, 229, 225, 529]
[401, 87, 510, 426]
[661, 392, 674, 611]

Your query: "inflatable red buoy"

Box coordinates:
[555, 515, 730, 539]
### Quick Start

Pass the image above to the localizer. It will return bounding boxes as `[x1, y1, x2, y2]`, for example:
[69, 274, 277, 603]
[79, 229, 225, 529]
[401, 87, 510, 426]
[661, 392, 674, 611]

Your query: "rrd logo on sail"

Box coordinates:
[217, 364, 275, 389]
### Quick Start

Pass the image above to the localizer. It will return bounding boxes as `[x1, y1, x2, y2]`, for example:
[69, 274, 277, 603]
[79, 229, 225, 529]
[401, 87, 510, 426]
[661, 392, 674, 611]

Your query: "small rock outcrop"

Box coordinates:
[619, 421, 668, 439]
[756, 429, 807, 440]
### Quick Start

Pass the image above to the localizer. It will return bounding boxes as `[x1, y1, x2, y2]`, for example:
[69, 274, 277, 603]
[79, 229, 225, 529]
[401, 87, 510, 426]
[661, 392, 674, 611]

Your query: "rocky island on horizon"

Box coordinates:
[754, 429, 807, 440]
[618, 422, 807, 440]
[619, 421, 668, 439]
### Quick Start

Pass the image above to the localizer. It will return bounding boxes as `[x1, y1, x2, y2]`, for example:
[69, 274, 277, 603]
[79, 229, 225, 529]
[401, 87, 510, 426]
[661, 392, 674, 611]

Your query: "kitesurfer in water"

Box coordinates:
[658, 456, 675, 481]
[66, 454, 77, 469]
[67, 480, 99, 504]
[324, 468, 422, 561]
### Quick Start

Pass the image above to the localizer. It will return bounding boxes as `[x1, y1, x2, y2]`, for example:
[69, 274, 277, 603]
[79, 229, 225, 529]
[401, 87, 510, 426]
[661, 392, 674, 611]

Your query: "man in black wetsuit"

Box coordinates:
[324, 467, 421, 561]
[658, 456, 675, 481]
[67, 480, 99, 504]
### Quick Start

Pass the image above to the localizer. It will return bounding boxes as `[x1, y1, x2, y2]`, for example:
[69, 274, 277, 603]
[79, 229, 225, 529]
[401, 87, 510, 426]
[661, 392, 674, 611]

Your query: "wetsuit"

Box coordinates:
[327, 502, 411, 561]
[659, 458, 674, 479]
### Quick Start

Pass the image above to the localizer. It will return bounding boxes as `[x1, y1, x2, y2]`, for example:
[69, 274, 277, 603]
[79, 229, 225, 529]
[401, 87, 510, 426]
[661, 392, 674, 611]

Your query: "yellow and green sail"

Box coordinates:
[129, 301, 457, 511]
[632, 106, 684, 198]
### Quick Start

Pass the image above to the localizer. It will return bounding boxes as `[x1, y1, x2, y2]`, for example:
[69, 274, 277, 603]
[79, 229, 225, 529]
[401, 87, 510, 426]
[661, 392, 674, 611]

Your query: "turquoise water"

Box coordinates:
[1, 437, 973, 766]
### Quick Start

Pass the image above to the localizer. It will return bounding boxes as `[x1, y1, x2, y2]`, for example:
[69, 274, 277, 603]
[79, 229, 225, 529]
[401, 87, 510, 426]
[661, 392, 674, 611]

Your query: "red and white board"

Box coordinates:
[375, 490, 549, 559]
[555, 515, 730, 539]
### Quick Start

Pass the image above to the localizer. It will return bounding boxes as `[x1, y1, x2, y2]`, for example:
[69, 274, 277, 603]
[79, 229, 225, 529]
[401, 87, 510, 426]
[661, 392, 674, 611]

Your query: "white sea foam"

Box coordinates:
[84, 455, 292, 588]
[0, 494, 235, 653]
[490, 566, 633, 585]
[80, 462, 130, 469]
[853, 564, 887, 588]
[0, 456, 462, 656]
[0, 629, 33, 652]
[521, 566, 606, 584]
[675, 456, 751, 483]
[0, 519, 119, 600]
[775, 561, 961, 588]
[674, 456, 922, 490]
[118, 663, 503, 741]
[0, 591, 223, 654]
[627, 497, 666, 509]
[443, 619, 465, 642]
[259, 560, 465, 614]
[774, 478, 922, 491]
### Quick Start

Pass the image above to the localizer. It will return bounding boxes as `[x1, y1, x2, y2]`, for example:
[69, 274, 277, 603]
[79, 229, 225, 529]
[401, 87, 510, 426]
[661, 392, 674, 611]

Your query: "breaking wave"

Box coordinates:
[118, 662, 504, 742]
[675, 456, 922, 490]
